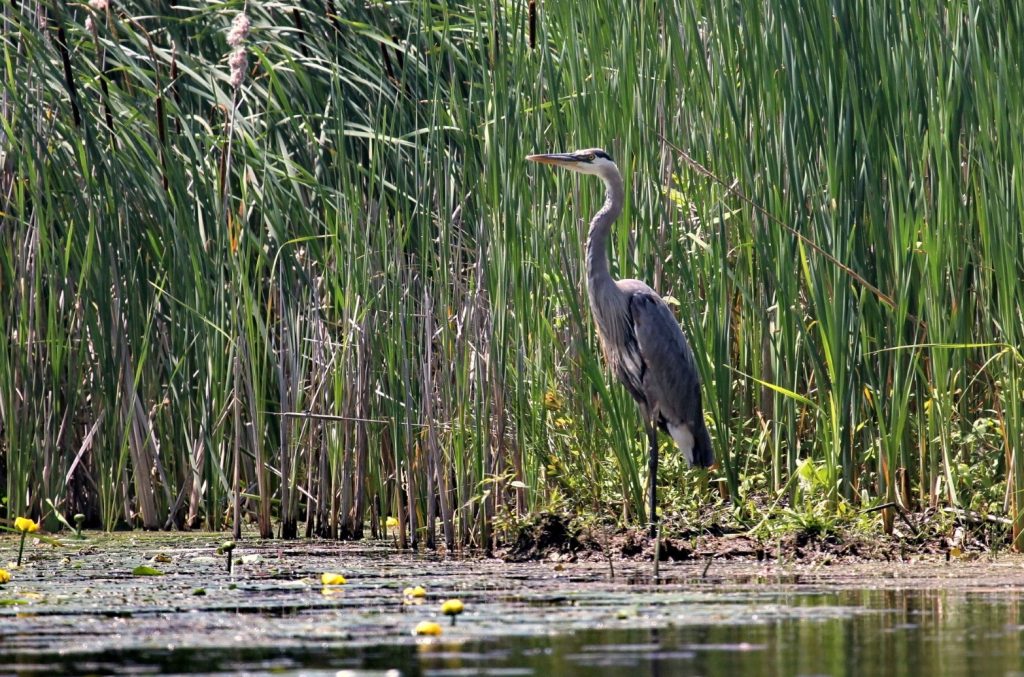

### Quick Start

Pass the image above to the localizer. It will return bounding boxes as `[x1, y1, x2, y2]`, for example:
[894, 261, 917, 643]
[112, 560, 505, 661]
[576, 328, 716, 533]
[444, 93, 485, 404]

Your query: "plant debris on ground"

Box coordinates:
[500, 509, 1006, 565]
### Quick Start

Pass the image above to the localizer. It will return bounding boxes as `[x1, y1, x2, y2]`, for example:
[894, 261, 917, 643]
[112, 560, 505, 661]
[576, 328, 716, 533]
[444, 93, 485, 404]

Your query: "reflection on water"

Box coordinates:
[5, 588, 1024, 675]
[413, 590, 1024, 677]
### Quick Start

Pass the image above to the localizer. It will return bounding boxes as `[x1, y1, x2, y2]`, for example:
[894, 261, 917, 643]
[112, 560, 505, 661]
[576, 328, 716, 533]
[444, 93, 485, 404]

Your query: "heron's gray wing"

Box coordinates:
[608, 325, 648, 406]
[626, 290, 704, 429]
[628, 289, 715, 466]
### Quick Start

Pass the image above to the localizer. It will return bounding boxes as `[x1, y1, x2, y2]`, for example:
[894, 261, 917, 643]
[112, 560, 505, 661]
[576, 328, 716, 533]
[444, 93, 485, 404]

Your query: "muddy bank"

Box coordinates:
[502, 509, 1003, 565]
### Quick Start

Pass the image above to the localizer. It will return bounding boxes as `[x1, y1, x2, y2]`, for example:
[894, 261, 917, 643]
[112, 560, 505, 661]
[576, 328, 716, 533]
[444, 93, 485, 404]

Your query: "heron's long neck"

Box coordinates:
[586, 169, 625, 293]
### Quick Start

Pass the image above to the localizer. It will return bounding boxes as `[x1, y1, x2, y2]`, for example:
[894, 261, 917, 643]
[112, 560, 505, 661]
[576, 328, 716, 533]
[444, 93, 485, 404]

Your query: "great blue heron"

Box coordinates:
[527, 148, 714, 536]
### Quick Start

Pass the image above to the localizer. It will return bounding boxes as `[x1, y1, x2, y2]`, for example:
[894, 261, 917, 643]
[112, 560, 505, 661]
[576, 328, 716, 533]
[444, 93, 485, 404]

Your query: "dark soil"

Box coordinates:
[500, 509, 1004, 565]
[504, 513, 587, 562]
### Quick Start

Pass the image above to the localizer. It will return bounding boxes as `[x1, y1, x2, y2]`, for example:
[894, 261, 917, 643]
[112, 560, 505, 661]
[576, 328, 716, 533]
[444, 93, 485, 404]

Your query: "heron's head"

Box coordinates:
[526, 148, 617, 179]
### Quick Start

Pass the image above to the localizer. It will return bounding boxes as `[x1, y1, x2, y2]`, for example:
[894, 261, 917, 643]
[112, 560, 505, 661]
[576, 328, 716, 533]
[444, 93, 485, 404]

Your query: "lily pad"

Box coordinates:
[131, 565, 164, 576]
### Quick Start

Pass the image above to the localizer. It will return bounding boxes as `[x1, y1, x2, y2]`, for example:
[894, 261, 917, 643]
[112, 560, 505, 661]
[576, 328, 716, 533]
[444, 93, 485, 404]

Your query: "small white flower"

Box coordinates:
[88, 0, 108, 10]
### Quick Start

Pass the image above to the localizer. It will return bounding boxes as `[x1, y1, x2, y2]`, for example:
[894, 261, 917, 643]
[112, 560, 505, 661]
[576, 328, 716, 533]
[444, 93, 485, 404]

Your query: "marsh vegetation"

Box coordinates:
[2, 1, 1023, 549]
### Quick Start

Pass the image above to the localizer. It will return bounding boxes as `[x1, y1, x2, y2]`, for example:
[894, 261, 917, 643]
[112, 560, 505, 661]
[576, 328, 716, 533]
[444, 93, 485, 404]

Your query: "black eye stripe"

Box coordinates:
[573, 149, 613, 163]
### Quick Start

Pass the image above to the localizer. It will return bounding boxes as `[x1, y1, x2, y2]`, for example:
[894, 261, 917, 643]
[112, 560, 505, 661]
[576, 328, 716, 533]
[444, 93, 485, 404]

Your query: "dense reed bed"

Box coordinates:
[2, 0, 1022, 548]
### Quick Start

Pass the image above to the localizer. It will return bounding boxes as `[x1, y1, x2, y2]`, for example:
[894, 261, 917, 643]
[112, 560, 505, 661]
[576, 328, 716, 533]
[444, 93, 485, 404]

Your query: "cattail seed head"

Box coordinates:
[227, 13, 250, 47]
[228, 48, 248, 88]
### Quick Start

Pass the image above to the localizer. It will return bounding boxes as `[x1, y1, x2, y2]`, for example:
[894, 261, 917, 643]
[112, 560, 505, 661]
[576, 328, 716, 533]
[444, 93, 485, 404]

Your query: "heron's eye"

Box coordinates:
[582, 153, 595, 162]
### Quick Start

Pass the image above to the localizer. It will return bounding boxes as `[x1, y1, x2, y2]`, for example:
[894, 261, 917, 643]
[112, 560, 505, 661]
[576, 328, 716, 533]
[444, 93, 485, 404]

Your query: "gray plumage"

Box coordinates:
[527, 148, 713, 534]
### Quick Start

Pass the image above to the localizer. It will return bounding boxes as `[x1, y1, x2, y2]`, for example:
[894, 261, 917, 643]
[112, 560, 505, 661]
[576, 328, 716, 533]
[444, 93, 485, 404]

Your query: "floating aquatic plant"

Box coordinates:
[14, 518, 38, 533]
[217, 541, 236, 573]
[131, 565, 163, 576]
[413, 621, 442, 636]
[321, 572, 347, 586]
[441, 599, 464, 625]
[14, 517, 39, 566]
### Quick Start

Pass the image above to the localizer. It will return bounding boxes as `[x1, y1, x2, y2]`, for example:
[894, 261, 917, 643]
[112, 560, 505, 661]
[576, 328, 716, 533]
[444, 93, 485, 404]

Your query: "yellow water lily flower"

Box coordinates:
[441, 598, 464, 616]
[0, 569, 10, 584]
[413, 621, 443, 636]
[404, 585, 427, 598]
[14, 517, 39, 533]
[320, 572, 347, 586]
[441, 598, 464, 625]
[13, 517, 39, 567]
[385, 516, 399, 528]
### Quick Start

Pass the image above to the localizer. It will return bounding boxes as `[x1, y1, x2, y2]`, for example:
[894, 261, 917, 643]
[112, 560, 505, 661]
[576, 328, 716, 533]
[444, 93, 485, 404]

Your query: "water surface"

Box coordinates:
[1, 535, 1021, 675]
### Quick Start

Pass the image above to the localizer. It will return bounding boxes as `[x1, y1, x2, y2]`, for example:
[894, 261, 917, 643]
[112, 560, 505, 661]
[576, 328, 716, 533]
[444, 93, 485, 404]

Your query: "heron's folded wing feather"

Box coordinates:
[627, 291, 704, 426]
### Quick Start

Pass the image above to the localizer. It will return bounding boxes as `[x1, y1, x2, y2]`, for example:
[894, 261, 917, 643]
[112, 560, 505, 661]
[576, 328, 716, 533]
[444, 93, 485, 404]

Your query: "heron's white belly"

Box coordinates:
[667, 423, 695, 465]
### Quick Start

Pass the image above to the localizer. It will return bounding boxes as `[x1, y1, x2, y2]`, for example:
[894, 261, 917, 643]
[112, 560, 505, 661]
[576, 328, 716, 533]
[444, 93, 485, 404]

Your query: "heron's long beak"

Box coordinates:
[526, 153, 580, 168]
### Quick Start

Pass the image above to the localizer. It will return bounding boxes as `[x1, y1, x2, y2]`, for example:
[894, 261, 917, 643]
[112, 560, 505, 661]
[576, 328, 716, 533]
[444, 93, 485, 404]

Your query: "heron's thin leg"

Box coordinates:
[646, 422, 658, 538]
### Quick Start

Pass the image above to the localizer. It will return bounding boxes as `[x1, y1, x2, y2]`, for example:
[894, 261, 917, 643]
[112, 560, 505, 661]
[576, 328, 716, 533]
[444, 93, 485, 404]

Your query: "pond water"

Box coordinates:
[1, 535, 1023, 676]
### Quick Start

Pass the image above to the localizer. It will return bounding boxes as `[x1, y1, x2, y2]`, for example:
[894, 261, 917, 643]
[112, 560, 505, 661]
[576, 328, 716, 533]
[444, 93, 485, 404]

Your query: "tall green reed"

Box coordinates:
[2, 0, 1022, 546]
